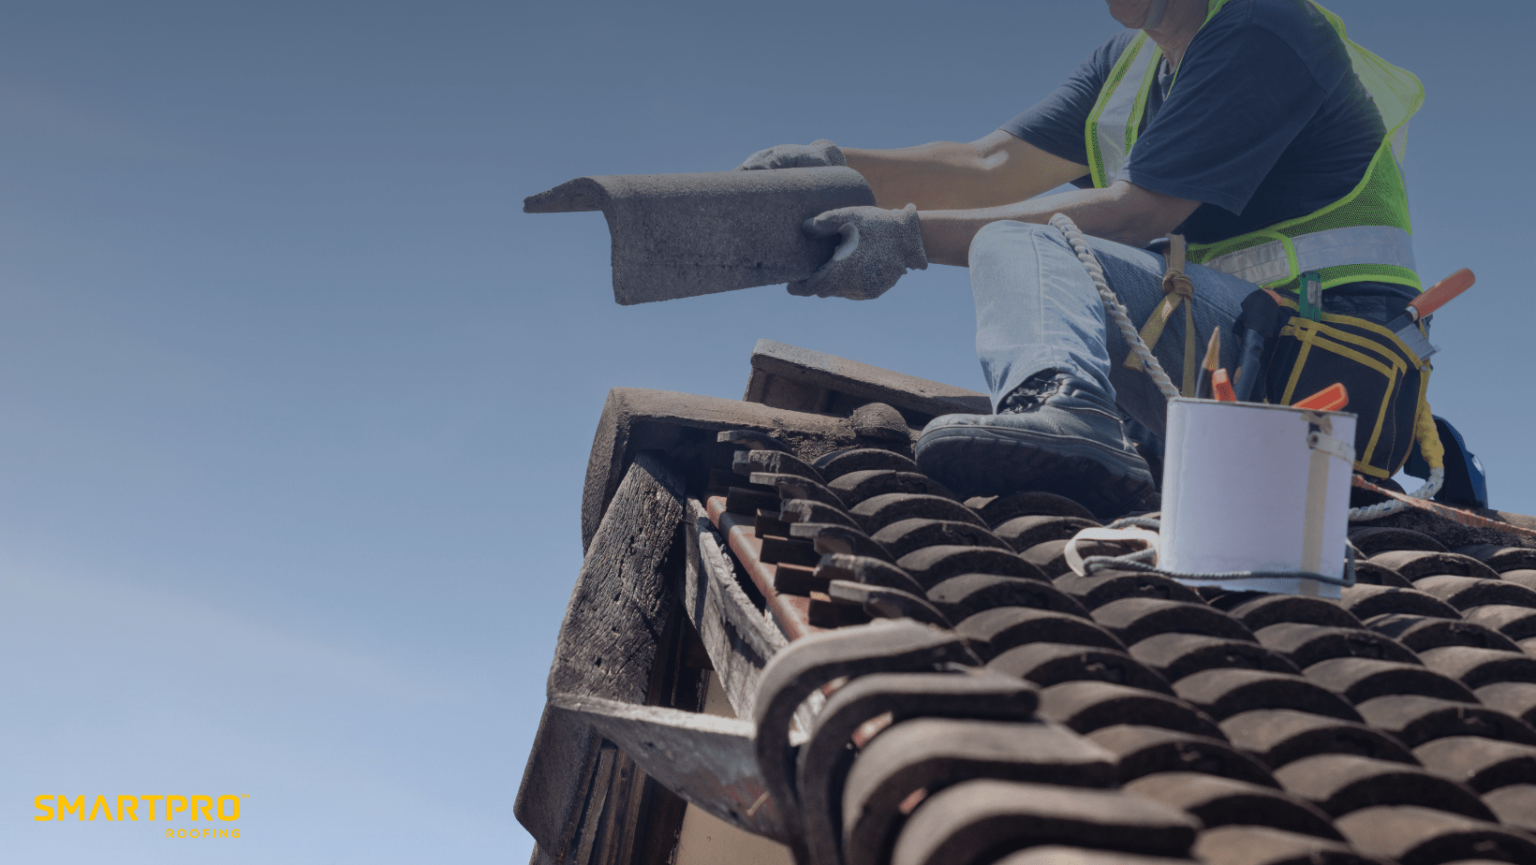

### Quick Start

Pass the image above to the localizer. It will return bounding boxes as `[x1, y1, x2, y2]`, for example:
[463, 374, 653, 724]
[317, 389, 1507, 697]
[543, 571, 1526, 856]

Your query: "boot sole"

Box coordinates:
[915, 424, 1155, 519]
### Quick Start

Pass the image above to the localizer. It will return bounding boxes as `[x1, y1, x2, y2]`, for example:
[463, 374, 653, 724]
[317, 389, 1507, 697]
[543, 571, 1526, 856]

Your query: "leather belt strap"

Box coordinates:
[1127, 234, 1199, 397]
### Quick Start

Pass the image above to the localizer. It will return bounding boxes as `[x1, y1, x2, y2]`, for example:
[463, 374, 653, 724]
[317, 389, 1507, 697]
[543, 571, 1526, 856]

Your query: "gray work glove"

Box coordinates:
[735, 139, 846, 171]
[790, 204, 928, 300]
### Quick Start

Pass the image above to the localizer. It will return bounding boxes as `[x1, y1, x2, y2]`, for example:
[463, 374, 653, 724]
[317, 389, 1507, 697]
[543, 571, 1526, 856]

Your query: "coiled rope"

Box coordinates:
[1075, 517, 1359, 588]
[1046, 213, 1434, 521]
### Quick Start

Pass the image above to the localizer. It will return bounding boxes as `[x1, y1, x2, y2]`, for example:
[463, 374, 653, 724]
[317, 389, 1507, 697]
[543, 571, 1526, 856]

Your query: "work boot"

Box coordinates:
[914, 371, 1155, 519]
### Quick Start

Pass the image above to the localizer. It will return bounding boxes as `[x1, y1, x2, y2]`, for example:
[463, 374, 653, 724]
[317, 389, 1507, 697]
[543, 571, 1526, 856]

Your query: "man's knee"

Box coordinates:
[969, 220, 1066, 266]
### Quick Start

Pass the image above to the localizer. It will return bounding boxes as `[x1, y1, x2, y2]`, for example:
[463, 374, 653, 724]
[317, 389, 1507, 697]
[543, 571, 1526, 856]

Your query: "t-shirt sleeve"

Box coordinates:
[1000, 34, 1133, 176]
[1120, 15, 1337, 214]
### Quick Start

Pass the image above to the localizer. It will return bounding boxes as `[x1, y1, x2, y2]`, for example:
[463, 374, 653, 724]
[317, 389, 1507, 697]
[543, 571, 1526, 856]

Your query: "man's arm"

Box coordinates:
[842, 130, 1087, 211]
[842, 129, 1200, 266]
[917, 181, 1202, 266]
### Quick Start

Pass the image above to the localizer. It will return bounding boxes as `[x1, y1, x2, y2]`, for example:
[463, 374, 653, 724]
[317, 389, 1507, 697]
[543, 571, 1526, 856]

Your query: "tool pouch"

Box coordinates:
[1257, 294, 1430, 480]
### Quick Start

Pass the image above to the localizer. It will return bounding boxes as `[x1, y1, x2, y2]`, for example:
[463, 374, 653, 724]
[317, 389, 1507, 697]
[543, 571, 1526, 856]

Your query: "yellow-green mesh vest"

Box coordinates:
[1084, 0, 1424, 294]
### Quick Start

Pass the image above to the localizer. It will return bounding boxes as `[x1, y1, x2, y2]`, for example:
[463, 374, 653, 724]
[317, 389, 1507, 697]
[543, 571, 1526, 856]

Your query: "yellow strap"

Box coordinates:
[1127, 235, 1199, 397]
[1415, 398, 1445, 471]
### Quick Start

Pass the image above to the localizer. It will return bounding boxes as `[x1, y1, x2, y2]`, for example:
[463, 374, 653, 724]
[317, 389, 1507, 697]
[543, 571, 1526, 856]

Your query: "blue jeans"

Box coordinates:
[969, 220, 1256, 437]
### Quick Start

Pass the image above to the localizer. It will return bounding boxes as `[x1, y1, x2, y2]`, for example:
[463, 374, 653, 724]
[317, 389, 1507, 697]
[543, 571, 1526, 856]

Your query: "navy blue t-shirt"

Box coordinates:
[1003, 0, 1386, 248]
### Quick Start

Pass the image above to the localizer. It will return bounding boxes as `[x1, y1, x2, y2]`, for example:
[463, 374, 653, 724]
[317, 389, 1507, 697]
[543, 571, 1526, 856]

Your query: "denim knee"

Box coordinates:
[968, 220, 1068, 268]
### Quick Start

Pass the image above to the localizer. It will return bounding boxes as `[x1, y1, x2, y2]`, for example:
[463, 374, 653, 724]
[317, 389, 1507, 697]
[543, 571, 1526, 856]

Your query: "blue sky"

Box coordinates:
[3, 2, 1531, 863]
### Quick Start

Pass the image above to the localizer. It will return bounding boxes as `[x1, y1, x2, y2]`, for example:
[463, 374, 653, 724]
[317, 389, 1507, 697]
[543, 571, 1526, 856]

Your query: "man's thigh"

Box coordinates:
[1086, 236, 1256, 435]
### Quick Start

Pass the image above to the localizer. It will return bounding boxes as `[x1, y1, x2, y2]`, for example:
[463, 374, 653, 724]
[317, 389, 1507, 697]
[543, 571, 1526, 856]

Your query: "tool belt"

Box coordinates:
[1133, 237, 1434, 481]
[1243, 288, 1431, 481]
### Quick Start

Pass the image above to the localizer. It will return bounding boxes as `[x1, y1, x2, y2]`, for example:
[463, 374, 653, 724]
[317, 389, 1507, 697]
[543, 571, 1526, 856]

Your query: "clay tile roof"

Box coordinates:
[521, 341, 1536, 865]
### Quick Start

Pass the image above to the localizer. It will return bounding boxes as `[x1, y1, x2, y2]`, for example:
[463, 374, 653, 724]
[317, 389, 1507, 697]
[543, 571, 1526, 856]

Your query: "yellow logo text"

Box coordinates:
[34, 795, 243, 822]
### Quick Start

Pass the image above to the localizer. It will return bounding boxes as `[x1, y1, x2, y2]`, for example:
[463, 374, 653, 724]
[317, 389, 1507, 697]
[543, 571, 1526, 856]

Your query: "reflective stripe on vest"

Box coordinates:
[1088, 33, 1159, 189]
[1201, 225, 1417, 285]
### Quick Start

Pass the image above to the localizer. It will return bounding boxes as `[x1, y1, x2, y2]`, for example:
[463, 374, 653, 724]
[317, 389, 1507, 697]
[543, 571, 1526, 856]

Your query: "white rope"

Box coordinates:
[1046, 213, 1439, 522]
[1048, 214, 1180, 401]
[1349, 467, 1444, 521]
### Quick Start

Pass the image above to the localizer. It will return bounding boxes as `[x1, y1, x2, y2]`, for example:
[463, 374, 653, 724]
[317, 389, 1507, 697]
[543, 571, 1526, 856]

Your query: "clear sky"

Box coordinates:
[3, 2, 1531, 863]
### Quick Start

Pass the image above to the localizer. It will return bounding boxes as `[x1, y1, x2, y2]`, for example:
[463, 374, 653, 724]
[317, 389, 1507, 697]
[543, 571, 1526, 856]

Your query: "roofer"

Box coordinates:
[738, 0, 1428, 518]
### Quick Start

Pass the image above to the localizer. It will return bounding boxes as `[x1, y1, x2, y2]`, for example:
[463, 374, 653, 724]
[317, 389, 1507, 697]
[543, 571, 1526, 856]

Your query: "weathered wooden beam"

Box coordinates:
[684, 498, 788, 720]
[517, 452, 696, 865]
[549, 693, 786, 842]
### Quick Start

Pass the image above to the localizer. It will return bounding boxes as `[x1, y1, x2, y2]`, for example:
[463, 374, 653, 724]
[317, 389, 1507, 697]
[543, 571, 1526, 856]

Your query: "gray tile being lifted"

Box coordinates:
[525, 169, 876, 305]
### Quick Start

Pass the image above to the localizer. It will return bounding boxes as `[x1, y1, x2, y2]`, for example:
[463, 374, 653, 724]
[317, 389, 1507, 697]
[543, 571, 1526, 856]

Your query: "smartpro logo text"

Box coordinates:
[34, 795, 245, 838]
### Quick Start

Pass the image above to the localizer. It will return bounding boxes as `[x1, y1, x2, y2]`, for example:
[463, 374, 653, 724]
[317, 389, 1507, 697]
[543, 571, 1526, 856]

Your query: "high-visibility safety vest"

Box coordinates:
[1085, 0, 1424, 294]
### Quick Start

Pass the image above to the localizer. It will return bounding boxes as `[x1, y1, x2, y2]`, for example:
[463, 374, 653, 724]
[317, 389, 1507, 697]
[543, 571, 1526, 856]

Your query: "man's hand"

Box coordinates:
[789, 204, 928, 300]
[736, 139, 846, 171]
